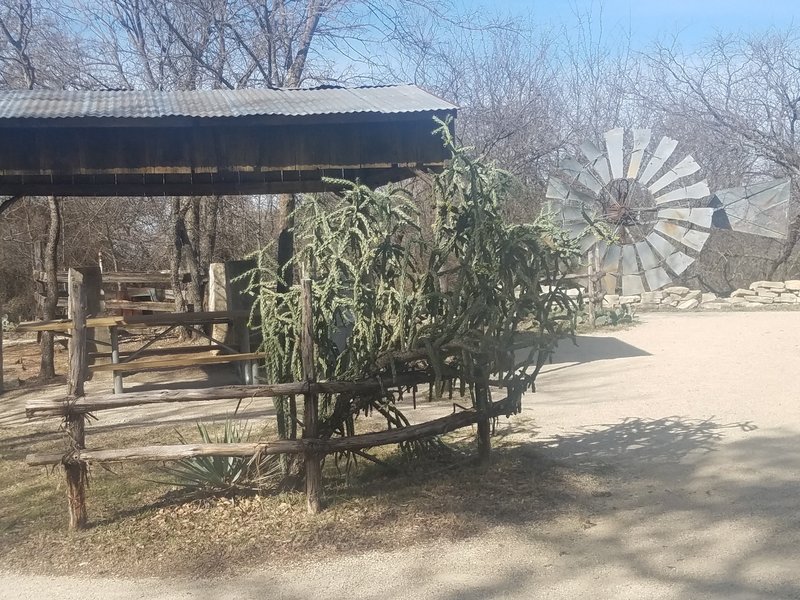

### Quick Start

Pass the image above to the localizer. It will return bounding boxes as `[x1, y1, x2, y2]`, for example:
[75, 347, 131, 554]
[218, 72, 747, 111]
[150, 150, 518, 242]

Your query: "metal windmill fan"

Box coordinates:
[547, 128, 714, 296]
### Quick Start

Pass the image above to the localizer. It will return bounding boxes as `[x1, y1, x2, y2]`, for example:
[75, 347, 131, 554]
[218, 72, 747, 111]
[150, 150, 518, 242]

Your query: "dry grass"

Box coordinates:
[0, 335, 605, 578]
[0, 416, 605, 578]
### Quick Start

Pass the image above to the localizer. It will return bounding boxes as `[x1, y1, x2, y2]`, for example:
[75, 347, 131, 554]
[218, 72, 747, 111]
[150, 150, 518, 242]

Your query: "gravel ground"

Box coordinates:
[3, 311, 800, 599]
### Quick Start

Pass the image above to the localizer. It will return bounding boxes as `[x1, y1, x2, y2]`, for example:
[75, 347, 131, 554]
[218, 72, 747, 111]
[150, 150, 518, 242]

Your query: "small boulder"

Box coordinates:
[731, 289, 752, 298]
[785, 280, 800, 292]
[744, 296, 773, 304]
[663, 286, 690, 295]
[701, 292, 718, 304]
[677, 299, 700, 310]
[749, 281, 785, 291]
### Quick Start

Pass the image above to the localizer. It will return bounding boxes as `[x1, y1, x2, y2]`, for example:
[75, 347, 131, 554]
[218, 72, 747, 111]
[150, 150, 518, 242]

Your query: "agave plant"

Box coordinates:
[162, 419, 281, 496]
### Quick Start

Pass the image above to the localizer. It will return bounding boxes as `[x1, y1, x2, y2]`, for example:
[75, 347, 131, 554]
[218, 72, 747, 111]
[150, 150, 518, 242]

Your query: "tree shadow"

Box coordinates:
[544, 335, 651, 366]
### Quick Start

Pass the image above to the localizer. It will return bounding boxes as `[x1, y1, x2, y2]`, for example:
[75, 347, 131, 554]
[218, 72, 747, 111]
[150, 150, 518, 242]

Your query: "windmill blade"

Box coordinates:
[580, 140, 612, 184]
[548, 199, 585, 224]
[621, 244, 638, 274]
[579, 234, 598, 254]
[560, 157, 604, 195]
[658, 207, 715, 228]
[714, 178, 791, 240]
[638, 136, 679, 186]
[646, 231, 677, 259]
[546, 178, 597, 206]
[635, 241, 660, 270]
[601, 244, 622, 274]
[653, 221, 710, 253]
[654, 181, 710, 205]
[665, 251, 695, 275]
[644, 267, 672, 291]
[622, 274, 646, 296]
[604, 128, 625, 180]
[627, 129, 652, 180]
[682, 229, 710, 252]
[648, 155, 702, 195]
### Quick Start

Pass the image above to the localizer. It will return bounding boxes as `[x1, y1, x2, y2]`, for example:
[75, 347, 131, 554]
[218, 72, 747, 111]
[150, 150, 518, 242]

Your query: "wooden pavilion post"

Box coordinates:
[65, 268, 88, 530]
[300, 278, 322, 514]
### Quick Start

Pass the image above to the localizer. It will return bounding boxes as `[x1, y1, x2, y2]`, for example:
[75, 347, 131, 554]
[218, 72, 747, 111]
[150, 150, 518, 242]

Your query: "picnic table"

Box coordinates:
[17, 311, 262, 393]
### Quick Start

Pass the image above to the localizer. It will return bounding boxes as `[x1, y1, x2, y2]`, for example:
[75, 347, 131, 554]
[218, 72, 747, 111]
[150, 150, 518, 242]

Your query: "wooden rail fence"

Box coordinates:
[25, 271, 519, 530]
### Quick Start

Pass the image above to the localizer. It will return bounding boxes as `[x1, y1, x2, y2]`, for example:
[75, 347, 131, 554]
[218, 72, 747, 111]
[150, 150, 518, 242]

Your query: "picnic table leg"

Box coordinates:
[110, 326, 123, 394]
[235, 317, 252, 385]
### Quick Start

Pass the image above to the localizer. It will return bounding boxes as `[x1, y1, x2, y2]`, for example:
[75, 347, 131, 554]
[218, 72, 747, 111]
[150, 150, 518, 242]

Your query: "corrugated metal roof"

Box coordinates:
[0, 85, 456, 120]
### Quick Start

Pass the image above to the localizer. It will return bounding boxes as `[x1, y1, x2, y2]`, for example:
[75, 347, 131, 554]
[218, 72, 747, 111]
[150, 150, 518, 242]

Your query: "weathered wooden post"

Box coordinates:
[587, 248, 597, 327]
[66, 268, 88, 530]
[0, 300, 4, 395]
[475, 361, 491, 461]
[300, 278, 322, 514]
[594, 247, 603, 310]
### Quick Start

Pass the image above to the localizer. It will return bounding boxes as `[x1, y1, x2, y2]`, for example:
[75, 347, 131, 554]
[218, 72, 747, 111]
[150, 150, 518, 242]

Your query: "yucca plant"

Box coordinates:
[161, 419, 281, 496]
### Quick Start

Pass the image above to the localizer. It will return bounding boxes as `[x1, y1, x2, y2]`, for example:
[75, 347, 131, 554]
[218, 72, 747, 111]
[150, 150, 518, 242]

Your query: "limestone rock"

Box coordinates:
[638, 303, 660, 311]
[702, 302, 728, 310]
[777, 293, 798, 304]
[677, 299, 699, 310]
[744, 302, 768, 308]
[701, 292, 718, 304]
[749, 281, 785, 291]
[619, 295, 640, 305]
[744, 296, 773, 304]
[731, 289, 752, 298]
[663, 286, 690, 295]
[756, 290, 778, 298]
[725, 297, 746, 305]
[684, 290, 701, 301]
[603, 295, 620, 307]
[640, 291, 663, 304]
[785, 280, 800, 291]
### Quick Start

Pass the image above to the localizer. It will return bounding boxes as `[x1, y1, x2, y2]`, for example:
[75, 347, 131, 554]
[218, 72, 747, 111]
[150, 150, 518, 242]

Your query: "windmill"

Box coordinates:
[547, 128, 791, 296]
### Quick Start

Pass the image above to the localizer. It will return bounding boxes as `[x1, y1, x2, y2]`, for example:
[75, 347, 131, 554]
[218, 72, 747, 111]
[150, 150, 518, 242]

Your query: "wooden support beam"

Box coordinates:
[26, 394, 518, 467]
[17, 310, 249, 333]
[103, 300, 175, 312]
[66, 268, 88, 531]
[32, 270, 188, 285]
[89, 344, 226, 360]
[89, 351, 266, 373]
[301, 279, 322, 514]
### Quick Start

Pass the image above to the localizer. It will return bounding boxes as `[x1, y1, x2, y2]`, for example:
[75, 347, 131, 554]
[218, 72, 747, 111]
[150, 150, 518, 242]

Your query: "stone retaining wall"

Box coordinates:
[603, 280, 800, 311]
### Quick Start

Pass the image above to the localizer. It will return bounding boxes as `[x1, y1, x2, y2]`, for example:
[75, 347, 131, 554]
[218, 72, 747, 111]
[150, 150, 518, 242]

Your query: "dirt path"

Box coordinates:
[3, 311, 800, 599]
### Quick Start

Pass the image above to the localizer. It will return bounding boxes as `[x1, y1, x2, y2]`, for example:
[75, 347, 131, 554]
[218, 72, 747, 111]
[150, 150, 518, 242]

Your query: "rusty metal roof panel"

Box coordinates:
[0, 85, 456, 120]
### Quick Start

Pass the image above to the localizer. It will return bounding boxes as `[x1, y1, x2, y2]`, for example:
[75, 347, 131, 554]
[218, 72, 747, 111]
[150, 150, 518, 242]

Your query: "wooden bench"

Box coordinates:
[90, 352, 265, 392]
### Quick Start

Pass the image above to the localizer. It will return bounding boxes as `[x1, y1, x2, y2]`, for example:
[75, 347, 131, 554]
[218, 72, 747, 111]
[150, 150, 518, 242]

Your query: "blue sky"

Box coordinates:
[471, 0, 800, 47]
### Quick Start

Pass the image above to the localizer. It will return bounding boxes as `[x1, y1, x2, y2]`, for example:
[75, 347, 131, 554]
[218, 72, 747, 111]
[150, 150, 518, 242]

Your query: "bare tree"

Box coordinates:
[645, 30, 800, 276]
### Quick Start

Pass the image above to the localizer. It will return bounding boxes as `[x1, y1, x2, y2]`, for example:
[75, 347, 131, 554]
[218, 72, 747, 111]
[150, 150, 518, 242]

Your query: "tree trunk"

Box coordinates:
[40, 197, 60, 379]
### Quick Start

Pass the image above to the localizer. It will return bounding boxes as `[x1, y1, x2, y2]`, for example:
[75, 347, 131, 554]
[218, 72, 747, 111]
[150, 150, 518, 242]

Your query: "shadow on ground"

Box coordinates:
[3, 414, 799, 600]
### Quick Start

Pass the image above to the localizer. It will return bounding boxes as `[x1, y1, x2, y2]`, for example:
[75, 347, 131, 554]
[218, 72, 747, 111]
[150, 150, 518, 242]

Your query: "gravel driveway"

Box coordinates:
[2, 311, 800, 599]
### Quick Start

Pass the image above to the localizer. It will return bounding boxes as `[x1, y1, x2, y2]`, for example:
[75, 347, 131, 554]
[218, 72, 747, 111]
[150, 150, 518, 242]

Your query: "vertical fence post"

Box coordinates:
[587, 249, 596, 328]
[300, 278, 322, 514]
[66, 268, 88, 530]
[594, 247, 603, 312]
[475, 361, 491, 461]
[0, 300, 4, 395]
